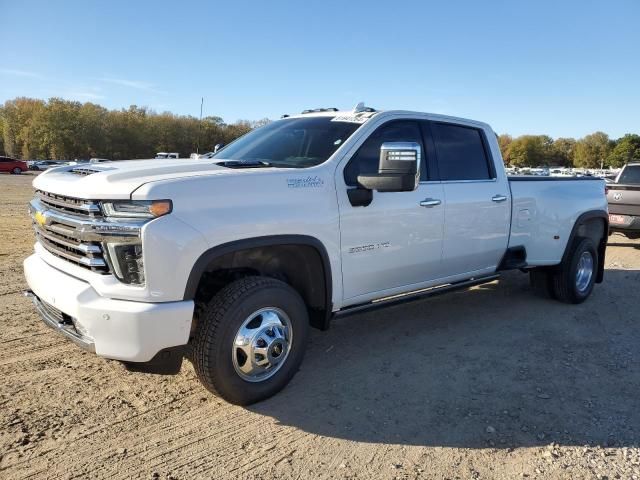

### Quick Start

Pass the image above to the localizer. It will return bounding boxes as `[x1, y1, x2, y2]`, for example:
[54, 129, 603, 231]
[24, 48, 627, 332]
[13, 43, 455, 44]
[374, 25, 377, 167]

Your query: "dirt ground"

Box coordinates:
[1, 173, 639, 480]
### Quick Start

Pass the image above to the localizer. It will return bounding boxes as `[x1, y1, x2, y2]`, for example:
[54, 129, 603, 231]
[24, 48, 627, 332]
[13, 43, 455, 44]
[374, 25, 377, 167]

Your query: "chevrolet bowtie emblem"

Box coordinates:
[34, 211, 47, 227]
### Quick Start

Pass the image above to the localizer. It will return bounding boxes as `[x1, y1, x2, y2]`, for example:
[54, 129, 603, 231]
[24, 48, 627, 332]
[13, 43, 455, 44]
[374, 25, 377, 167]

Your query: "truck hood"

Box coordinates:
[32, 159, 247, 199]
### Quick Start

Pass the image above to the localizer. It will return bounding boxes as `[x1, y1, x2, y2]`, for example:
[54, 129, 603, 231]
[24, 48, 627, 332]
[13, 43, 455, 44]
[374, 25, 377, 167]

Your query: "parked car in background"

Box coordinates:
[607, 162, 640, 239]
[0, 156, 28, 174]
[89, 158, 111, 164]
[155, 152, 179, 159]
[30, 161, 66, 171]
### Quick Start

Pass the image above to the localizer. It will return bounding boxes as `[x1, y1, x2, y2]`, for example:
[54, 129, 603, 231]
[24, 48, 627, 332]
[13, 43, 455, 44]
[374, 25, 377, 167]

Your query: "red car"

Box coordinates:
[0, 156, 28, 174]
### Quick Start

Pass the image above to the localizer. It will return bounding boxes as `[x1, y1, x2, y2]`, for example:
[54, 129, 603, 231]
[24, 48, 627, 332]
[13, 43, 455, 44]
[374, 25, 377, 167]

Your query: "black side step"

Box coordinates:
[333, 274, 500, 319]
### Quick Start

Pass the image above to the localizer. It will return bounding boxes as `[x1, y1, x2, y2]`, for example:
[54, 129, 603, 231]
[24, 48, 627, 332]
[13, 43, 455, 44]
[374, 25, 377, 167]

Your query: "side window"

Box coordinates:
[344, 121, 423, 186]
[431, 123, 492, 181]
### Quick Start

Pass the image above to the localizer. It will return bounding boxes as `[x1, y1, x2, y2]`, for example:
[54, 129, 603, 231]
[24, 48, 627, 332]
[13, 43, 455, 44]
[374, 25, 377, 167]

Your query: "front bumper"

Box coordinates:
[24, 254, 194, 362]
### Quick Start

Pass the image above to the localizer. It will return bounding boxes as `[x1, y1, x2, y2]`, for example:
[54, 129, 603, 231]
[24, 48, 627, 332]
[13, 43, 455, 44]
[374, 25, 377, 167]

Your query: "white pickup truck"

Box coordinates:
[24, 105, 609, 404]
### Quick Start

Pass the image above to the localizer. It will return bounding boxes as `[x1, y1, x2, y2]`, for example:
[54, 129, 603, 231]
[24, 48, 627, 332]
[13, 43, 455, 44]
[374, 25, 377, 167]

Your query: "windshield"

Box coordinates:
[618, 165, 640, 184]
[213, 116, 362, 168]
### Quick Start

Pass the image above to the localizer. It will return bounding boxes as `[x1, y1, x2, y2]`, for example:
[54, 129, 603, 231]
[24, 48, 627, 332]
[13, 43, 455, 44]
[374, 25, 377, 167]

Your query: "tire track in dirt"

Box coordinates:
[1, 391, 204, 474]
[0, 343, 74, 367]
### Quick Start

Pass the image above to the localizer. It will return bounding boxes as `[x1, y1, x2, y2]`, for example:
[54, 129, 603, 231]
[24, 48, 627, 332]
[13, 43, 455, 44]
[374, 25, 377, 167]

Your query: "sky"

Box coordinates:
[0, 0, 638, 139]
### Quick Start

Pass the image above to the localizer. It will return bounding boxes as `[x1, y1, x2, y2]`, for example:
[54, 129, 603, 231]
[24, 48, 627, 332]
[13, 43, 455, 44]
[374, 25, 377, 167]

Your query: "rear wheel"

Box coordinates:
[11, 167, 22, 174]
[193, 276, 309, 405]
[552, 237, 597, 304]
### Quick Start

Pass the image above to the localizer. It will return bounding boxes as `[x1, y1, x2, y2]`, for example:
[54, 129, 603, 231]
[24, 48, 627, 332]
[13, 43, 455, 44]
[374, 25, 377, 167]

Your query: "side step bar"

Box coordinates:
[333, 274, 500, 319]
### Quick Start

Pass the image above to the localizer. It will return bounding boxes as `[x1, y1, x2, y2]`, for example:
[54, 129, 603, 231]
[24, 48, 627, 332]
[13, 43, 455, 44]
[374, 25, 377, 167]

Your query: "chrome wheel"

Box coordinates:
[232, 307, 292, 382]
[575, 251, 594, 293]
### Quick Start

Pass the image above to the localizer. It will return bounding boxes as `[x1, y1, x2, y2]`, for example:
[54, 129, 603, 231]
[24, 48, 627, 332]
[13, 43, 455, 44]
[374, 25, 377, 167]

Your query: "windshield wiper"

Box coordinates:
[215, 160, 273, 169]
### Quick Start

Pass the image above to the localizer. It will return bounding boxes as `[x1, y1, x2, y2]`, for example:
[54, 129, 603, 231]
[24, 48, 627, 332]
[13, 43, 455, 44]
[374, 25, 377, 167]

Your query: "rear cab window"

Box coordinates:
[618, 165, 640, 184]
[430, 122, 494, 181]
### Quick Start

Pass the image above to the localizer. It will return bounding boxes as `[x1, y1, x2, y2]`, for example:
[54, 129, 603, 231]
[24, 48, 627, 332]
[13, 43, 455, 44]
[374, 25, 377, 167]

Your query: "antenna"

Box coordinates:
[352, 102, 376, 113]
[197, 97, 204, 154]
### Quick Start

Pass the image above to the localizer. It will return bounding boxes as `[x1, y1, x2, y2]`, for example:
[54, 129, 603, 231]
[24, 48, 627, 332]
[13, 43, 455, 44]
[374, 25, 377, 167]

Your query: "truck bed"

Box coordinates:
[507, 176, 606, 265]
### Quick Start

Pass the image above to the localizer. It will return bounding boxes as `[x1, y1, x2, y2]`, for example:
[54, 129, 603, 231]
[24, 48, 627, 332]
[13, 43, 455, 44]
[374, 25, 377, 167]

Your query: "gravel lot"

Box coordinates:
[1, 173, 639, 479]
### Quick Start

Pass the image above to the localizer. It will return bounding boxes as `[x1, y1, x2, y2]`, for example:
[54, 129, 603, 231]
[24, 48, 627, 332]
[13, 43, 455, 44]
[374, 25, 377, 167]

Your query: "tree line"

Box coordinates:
[0, 97, 268, 160]
[1, 96, 639, 168]
[498, 131, 640, 169]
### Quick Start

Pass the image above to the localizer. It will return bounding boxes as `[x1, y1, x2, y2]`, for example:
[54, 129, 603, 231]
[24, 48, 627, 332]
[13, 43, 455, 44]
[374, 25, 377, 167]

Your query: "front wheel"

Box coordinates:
[192, 276, 309, 405]
[553, 237, 597, 304]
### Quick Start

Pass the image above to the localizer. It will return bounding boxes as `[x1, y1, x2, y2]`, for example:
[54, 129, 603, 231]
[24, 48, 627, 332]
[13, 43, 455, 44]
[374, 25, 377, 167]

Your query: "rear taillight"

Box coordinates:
[604, 184, 609, 196]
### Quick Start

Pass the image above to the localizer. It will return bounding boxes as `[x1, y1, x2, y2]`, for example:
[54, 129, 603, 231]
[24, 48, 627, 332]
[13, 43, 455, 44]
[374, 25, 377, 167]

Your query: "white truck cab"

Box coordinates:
[24, 104, 609, 404]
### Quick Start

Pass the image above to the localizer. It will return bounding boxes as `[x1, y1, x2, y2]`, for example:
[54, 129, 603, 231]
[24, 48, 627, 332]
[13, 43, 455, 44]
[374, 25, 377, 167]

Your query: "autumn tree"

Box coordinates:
[507, 135, 553, 167]
[574, 132, 612, 169]
[607, 134, 640, 168]
[550, 137, 576, 167]
[498, 134, 513, 164]
[0, 97, 263, 160]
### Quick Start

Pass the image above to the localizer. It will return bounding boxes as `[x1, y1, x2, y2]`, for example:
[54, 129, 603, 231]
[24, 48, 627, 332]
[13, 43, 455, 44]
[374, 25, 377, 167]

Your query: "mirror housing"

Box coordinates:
[357, 142, 420, 192]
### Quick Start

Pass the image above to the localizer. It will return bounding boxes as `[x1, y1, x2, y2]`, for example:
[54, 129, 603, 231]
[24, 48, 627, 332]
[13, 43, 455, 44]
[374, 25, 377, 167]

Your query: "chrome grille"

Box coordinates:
[36, 190, 102, 218]
[32, 192, 110, 274]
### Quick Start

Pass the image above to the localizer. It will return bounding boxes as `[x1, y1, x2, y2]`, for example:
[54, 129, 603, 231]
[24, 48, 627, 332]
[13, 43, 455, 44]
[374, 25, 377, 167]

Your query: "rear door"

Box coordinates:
[427, 121, 511, 276]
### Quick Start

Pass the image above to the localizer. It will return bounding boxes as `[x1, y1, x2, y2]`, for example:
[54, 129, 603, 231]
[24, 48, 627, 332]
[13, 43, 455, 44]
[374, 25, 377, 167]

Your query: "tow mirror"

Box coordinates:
[357, 142, 420, 192]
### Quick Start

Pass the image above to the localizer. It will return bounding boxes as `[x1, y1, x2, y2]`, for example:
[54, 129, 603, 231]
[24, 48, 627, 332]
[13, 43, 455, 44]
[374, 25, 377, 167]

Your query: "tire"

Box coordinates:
[552, 237, 598, 304]
[193, 276, 309, 405]
[529, 267, 556, 299]
[11, 167, 22, 174]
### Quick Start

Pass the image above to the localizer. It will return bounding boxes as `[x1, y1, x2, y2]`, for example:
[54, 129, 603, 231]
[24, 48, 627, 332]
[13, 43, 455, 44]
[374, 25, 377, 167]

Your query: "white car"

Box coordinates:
[24, 104, 609, 404]
[30, 160, 67, 171]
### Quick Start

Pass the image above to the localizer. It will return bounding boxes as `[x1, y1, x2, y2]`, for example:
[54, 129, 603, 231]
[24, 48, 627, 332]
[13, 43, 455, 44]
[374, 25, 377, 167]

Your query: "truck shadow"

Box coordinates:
[607, 242, 640, 250]
[608, 234, 640, 250]
[249, 269, 640, 448]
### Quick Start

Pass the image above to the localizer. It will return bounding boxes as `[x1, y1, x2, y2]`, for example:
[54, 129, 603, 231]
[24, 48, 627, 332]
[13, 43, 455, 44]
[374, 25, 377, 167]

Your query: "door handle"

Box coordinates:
[420, 198, 441, 207]
[492, 195, 508, 203]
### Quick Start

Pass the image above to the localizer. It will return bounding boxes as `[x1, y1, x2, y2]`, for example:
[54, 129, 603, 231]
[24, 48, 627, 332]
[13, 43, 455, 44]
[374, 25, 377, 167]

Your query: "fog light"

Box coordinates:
[105, 243, 145, 285]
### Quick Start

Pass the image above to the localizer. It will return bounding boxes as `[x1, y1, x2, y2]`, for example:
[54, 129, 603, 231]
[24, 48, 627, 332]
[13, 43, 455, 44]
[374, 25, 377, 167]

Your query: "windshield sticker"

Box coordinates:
[287, 176, 325, 189]
[331, 114, 370, 124]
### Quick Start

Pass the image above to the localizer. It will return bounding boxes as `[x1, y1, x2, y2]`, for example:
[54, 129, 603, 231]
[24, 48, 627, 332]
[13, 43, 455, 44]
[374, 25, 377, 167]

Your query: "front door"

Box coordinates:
[336, 120, 446, 303]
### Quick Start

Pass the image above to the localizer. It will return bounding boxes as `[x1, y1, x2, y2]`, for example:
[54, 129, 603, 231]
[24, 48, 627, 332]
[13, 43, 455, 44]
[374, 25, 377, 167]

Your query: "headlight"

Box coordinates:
[105, 242, 145, 285]
[101, 200, 172, 219]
